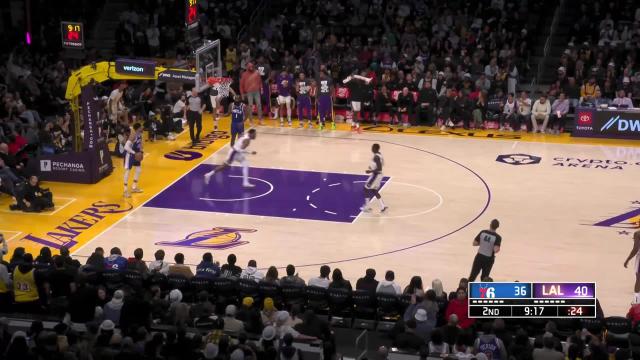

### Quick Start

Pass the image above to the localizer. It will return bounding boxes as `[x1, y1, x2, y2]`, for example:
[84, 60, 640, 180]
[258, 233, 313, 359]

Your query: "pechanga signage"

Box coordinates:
[572, 107, 640, 140]
[115, 58, 157, 77]
[164, 130, 229, 161]
[20, 201, 133, 249]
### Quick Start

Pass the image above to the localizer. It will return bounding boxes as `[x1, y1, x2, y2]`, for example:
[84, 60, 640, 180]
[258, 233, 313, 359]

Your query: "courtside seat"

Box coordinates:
[211, 277, 238, 307]
[327, 287, 353, 328]
[258, 281, 281, 305]
[305, 286, 329, 316]
[580, 318, 603, 332]
[605, 316, 632, 348]
[281, 283, 305, 309]
[123, 270, 144, 291]
[352, 290, 377, 330]
[238, 278, 260, 300]
[101, 269, 124, 293]
[334, 87, 351, 109]
[190, 276, 215, 295]
[167, 274, 191, 295]
[376, 292, 400, 332]
[148, 273, 168, 292]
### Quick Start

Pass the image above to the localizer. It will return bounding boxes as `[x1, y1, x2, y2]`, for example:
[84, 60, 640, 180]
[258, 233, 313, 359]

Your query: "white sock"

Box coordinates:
[242, 164, 250, 185]
[634, 292, 640, 304]
[378, 197, 386, 209]
[205, 170, 215, 177]
[124, 169, 130, 192]
[133, 166, 141, 189]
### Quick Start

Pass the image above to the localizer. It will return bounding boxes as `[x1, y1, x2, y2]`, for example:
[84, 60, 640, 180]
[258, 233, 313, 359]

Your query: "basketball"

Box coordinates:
[135, 152, 143, 161]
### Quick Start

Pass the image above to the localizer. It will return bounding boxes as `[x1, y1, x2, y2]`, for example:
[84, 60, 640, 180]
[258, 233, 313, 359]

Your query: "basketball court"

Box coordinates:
[2, 117, 639, 316]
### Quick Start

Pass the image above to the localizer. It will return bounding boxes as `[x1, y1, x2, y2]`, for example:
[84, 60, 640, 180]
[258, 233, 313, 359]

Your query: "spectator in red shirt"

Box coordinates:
[445, 287, 475, 329]
[627, 303, 640, 327]
[8, 132, 27, 155]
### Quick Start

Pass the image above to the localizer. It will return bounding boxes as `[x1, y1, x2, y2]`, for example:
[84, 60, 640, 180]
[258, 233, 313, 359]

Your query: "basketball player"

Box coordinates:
[203, 128, 257, 188]
[360, 143, 388, 213]
[317, 70, 334, 130]
[256, 56, 271, 124]
[624, 230, 640, 303]
[229, 95, 246, 146]
[123, 123, 144, 198]
[296, 72, 313, 128]
[343, 71, 373, 133]
[469, 219, 502, 282]
[208, 77, 236, 130]
[108, 82, 128, 123]
[276, 68, 294, 126]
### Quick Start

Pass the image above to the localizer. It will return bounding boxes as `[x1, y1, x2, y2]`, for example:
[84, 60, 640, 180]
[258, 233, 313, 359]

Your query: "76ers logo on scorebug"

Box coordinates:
[156, 227, 257, 250]
[479, 285, 496, 298]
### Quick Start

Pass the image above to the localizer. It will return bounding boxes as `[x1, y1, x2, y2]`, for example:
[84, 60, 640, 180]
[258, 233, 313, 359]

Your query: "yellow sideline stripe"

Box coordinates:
[1, 115, 638, 257]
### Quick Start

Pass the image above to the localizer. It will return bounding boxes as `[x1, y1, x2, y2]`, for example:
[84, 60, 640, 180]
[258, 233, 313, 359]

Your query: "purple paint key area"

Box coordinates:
[145, 165, 389, 223]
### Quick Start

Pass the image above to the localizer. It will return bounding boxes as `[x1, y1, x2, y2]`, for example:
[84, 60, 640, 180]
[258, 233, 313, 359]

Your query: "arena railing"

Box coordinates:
[531, 0, 565, 87]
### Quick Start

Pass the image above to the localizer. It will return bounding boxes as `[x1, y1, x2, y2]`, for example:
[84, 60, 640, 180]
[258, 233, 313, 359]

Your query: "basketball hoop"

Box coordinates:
[207, 77, 233, 97]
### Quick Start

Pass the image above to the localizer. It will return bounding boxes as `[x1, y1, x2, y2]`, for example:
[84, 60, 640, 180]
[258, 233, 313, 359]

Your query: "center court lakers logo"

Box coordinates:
[155, 227, 257, 249]
[495, 154, 542, 166]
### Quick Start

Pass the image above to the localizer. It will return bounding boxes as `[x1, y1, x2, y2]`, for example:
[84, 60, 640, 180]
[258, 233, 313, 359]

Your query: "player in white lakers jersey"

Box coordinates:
[624, 229, 640, 303]
[360, 143, 388, 213]
[203, 129, 257, 188]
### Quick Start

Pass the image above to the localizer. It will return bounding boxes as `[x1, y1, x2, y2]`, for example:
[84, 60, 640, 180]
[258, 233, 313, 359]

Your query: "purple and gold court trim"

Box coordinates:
[145, 165, 389, 223]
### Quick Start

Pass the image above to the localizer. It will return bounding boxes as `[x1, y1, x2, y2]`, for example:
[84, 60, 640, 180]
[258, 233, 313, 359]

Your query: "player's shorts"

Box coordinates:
[351, 101, 362, 112]
[231, 122, 244, 135]
[277, 95, 292, 105]
[124, 153, 141, 170]
[210, 95, 223, 108]
[364, 172, 382, 190]
[225, 149, 246, 165]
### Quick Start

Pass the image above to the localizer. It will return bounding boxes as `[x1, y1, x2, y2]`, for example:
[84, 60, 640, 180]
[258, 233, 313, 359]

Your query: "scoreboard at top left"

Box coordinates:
[186, 0, 199, 29]
[61, 21, 84, 49]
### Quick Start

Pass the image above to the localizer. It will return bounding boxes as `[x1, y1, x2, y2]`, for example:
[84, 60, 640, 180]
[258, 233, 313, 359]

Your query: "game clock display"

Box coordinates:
[469, 282, 596, 318]
[61, 21, 84, 49]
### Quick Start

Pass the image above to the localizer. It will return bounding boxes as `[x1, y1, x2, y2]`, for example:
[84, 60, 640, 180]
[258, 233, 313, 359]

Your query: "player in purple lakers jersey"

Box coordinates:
[123, 123, 144, 198]
[317, 70, 334, 130]
[276, 68, 294, 126]
[296, 72, 313, 128]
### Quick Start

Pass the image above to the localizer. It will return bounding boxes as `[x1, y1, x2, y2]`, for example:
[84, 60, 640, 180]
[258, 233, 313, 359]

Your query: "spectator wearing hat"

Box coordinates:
[166, 289, 190, 327]
[531, 94, 551, 133]
[356, 268, 378, 294]
[261, 297, 278, 326]
[549, 93, 570, 134]
[414, 308, 435, 341]
[168, 253, 194, 279]
[260, 325, 279, 351]
[308, 265, 331, 288]
[223, 305, 245, 333]
[236, 297, 263, 334]
[148, 249, 169, 275]
[103, 290, 125, 326]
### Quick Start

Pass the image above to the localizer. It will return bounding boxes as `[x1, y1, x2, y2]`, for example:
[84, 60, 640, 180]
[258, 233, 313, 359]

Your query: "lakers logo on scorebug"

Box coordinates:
[155, 227, 257, 250]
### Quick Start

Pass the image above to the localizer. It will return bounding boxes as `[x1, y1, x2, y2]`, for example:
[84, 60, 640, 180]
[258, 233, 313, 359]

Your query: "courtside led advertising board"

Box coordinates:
[469, 282, 596, 318]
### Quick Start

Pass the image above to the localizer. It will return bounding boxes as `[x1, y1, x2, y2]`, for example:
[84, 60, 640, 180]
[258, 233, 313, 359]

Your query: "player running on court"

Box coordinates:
[296, 72, 313, 128]
[228, 95, 246, 146]
[123, 123, 144, 198]
[343, 71, 373, 133]
[204, 128, 257, 188]
[360, 143, 388, 213]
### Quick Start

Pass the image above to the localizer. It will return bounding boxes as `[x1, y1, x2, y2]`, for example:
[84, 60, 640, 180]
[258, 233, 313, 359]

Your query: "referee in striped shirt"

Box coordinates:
[185, 87, 206, 146]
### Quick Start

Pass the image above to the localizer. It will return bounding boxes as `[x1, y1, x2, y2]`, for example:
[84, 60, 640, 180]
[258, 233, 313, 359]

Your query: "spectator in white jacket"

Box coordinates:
[531, 94, 551, 133]
[148, 249, 170, 275]
[240, 260, 265, 283]
[376, 270, 402, 295]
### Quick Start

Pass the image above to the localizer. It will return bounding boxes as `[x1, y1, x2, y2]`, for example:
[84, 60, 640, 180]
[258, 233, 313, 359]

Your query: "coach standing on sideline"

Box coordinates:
[469, 219, 502, 282]
[185, 87, 206, 146]
[240, 62, 263, 125]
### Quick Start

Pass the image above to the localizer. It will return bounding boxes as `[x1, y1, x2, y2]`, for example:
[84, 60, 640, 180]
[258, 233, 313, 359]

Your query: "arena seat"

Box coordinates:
[605, 316, 632, 348]
[305, 286, 329, 315]
[376, 293, 400, 331]
[258, 281, 281, 304]
[352, 290, 377, 330]
[123, 270, 144, 290]
[101, 269, 124, 292]
[190, 276, 215, 295]
[281, 283, 305, 308]
[237, 278, 260, 299]
[327, 287, 353, 328]
[211, 277, 238, 306]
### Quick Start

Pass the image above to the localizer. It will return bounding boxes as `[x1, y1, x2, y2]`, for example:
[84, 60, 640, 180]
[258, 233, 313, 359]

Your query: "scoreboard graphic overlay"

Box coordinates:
[469, 282, 596, 318]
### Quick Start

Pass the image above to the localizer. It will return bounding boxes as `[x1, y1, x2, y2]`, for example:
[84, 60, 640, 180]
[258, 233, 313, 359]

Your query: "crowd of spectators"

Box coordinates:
[549, 0, 640, 111]
[0, 240, 630, 360]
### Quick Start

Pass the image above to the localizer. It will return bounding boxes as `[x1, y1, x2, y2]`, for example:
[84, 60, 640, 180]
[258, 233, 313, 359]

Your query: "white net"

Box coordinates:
[195, 39, 222, 91]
